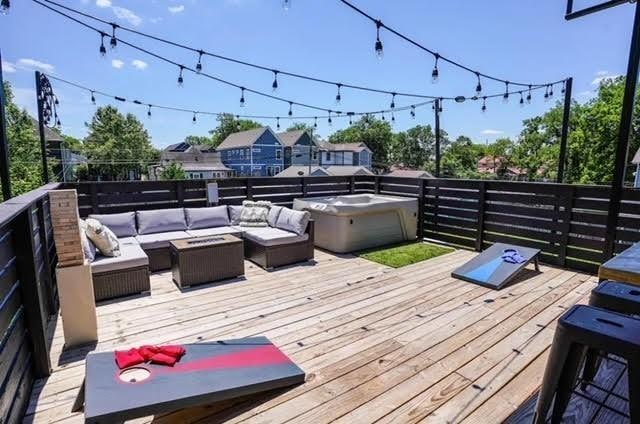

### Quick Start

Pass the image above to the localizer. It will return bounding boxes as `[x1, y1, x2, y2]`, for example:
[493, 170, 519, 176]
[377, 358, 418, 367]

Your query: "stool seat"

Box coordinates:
[590, 280, 640, 315]
[534, 305, 640, 424]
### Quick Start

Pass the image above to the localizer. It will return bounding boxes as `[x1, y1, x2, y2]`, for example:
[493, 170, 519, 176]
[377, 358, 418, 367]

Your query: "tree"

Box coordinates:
[328, 116, 393, 169]
[2, 82, 47, 200]
[286, 122, 316, 137]
[83, 106, 159, 180]
[160, 162, 186, 180]
[441, 135, 486, 178]
[62, 134, 84, 153]
[183, 135, 211, 145]
[208, 114, 262, 148]
[388, 125, 434, 169]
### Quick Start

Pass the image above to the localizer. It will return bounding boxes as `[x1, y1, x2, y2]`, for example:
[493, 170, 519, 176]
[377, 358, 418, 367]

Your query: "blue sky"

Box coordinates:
[1, 0, 633, 148]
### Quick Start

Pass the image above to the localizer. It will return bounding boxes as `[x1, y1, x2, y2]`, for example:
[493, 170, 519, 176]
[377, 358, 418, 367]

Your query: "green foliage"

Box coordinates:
[83, 105, 159, 180]
[160, 162, 187, 180]
[208, 113, 262, 148]
[2, 82, 47, 200]
[388, 125, 433, 169]
[62, 134, 83, 153]
[441, 136, 487, 178]
[359, 242, 454, 268]
[328, 116, 393, 169]
[183, 135, 211, 145]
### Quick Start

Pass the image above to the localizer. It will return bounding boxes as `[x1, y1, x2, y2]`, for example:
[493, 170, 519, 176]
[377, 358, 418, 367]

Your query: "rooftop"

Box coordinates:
[217, 127, 272, 150]
[27, 247, 608, 423]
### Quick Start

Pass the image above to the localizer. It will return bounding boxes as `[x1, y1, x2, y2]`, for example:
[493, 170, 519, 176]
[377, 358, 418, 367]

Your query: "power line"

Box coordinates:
[337, 0, 567, 89]
[33, 0, 567, 108]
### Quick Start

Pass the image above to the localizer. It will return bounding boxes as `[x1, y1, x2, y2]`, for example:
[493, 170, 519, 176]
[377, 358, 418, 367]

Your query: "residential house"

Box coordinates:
[386, 169, 434, 179]
[218, 127, 284, 176]
[277, 130, 320, 168]
[477, 155, 526, 181]
[274, 165, 373, 177]
[633, 147, 640, 188]
[31, 117, 87, 181]
[317, 141, 373, 169]
[149, 142, 233, 180]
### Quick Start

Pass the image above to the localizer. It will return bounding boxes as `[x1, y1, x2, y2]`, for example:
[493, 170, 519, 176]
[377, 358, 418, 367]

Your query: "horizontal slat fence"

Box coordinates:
[0, 184, 59, 423]
[63, 177, 640, 274]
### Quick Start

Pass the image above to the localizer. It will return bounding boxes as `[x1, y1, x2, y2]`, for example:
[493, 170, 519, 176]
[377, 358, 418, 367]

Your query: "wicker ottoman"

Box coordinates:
[170, 235, 244, 288]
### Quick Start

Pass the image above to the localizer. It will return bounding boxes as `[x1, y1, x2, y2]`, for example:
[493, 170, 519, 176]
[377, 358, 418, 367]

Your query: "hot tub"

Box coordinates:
[293, 194, 418, 253]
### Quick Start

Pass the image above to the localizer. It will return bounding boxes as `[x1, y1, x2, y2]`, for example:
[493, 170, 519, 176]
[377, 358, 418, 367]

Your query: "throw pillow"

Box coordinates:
[275, 208, 310, 235]
[85, 218, 121, 257]
[228, 205, 243, 225]
[267, 205, 284, 227]
[79, 220, 97, 262]
[185, 206, 230, 229]
[239, 200, 270, 227]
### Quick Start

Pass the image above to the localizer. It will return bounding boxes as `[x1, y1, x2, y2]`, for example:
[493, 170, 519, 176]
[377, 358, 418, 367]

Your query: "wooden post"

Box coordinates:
[90, 183, 99, 214]
[175, 181, 185, 207]
[12, 207, 51, 378]
[36, 198, 55, 314]
[246, 178, 253, 200]
[557, 77, 573, 183]
[0, 50, 12, 200]
[374, 176, 380, 194]
[349, 176, 355, 194]
[417, 178, 425, 239]
[301, 177, 308, 197]
[475, 181, 487, 252]
[558, 186, 574, 268]
[434, 98, 441, 178]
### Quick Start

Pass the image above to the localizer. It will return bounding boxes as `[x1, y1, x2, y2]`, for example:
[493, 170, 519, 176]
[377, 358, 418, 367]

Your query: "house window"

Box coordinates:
[312, 151, 318, 160]
[276, 149, 282, 160]
[326, 151, 331, 161]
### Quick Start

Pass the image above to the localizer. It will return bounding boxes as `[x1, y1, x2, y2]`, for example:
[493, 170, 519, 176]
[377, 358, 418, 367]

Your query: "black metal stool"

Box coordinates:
[582, 280, 640, 389]
[533, 305, 640, 424]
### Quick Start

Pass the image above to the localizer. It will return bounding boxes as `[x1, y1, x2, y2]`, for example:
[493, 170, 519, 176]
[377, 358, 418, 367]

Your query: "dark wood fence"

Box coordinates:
[0, 183, 59, 423]
[63, 176, 640, 274]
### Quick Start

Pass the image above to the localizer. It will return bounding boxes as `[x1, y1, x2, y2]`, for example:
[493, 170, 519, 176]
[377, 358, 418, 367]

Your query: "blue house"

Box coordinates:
[217, 127, 284, 176]
[277, 130, 320, 168]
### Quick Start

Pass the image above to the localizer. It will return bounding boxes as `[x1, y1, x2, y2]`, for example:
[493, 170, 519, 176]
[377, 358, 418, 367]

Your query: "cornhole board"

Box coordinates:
[451, 243, 540, 290]
[76, 337, 305, 423]
[599, 242, 640, 286]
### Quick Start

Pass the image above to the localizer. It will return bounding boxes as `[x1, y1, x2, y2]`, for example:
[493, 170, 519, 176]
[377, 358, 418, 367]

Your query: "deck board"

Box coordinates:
[24, 247, 625, 423]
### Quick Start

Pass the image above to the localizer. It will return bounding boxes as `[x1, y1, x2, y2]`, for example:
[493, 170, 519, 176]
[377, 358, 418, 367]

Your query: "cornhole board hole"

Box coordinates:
[78, 337, 305, 423]
[452, 243, 540, 290]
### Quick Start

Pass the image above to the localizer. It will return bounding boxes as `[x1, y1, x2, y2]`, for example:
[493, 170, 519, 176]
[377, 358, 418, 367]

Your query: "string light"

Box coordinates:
[438, 99, 443, 113]
[192, 111, 197, 124]
[236, 115, 241, 130]
[527, 85, 532, 103]
[390, 93, 396, 109]
[147, 104, 152, 118]
[177, 65, 184, 86]
[272, 70, 279, 92]
[502, 81, 509, 103]
[549, 84, 554, 98]
[544, 85, 549, 101]
[314, 117, 318, 129]
[374, 20, 383, 59]
[349, 114, 353, 125]
[561, 80, 566, 94]
[0, 0, 10, 14]
[431, 54, 439, 83]
[240, 87, 245, 107]
[288, 101, 293, 117]
[276, 116, 281, 130]
[90, 91, 96, 104]
[109, 23, 118, 49]
[475, 72, 482, 95]
[519, 91, 524, 107]
[481, 96, 487, 113]
[410, 105, 416, 119]
[328, 110, 333, 126]
[391, 111, 395, 125]
[335, 83, 342, 104]
[381, 111, 386, 121]
[195, 50, 203, 73]
[282, 0, 291, 11]
[99, 32, 107, 56]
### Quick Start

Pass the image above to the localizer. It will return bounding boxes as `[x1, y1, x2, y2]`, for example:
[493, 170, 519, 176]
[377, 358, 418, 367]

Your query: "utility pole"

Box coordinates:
[0, 49, 12, 199]
[434, 98, 441, 177]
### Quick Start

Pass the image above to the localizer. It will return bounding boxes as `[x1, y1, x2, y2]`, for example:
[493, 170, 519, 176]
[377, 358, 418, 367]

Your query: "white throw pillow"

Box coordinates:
[228, 205, 243, 225]
[239, 200, 270, 227]
[85, 218, 121, 257]
[79, 220, 96, 262]
[275, 208, 310, 235]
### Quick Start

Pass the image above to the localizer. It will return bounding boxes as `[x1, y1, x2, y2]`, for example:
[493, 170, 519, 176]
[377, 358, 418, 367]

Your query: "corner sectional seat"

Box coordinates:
[87, 204, 314, 300]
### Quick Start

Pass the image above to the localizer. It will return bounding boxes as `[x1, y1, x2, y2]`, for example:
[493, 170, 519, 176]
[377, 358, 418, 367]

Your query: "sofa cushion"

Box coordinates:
[118, 237, 140, 246]
[88, 212, 137, 237]
[243, 227, 309, 247]
[239, 200, 270, 227]
[136, 208, 187, 235]
[267, 205, 284, 227]
[91, 242, 148, 274]
[79, 220, 96, 262]
[228, 205, 243, 225]
[135, 231, 191, 250]
[185, 206, 230, 230]
[85, 218, 121, 257]
[275, 208, 310, 236]
[186, 226, 242, 238]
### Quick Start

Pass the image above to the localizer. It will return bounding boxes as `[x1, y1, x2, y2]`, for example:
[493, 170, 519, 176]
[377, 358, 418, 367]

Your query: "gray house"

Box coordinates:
[278, 130, 320, 168]
[149, 142, 233, 180]
[317, 141, 373, 169]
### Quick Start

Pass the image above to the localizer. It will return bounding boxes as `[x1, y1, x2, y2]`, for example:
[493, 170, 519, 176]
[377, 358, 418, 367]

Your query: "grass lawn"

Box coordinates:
[358, 242, 455, 268]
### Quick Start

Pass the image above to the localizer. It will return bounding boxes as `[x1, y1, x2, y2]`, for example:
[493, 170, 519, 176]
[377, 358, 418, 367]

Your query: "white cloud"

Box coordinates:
[112, 6, 142, 26]
[17, 58, 55, 73]
[12, 87, 38, 116]
[96, 0, 111, 7]
[168, 5, 185, 13]
[149, 17, 163, 23]
[2, 61, 16, 73]
[591, 71, 622, 86]
[131, 59, 148, 70]
[111, 59, 125, 69]
[481, 129, 504, 135]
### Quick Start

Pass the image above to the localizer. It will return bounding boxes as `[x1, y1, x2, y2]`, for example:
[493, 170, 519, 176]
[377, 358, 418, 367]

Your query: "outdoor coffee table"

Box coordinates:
[74, 336, 305, 423]
[599, 241, 640, 285]
[170, 234, 244, 288]
[452, 242, 540, 290]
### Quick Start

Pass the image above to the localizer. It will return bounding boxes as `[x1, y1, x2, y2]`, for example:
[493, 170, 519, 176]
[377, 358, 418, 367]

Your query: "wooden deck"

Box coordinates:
[25, 247, 618, 423]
